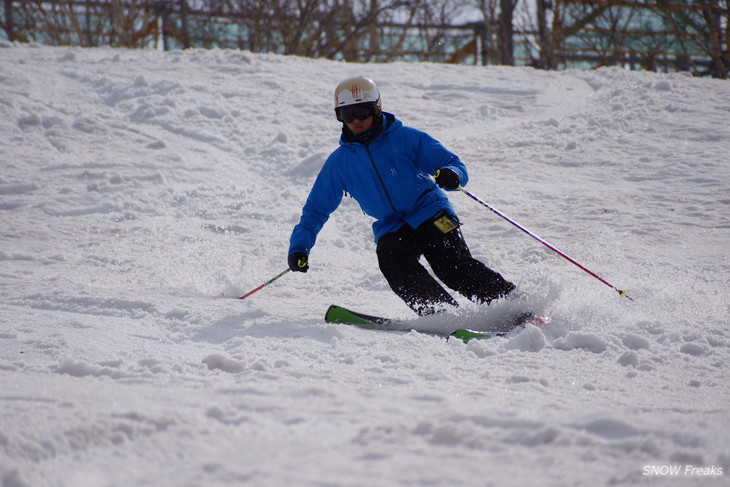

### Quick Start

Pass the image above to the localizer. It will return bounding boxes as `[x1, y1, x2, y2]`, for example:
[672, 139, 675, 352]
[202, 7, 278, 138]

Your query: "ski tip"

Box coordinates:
[449, 313, 551, 343]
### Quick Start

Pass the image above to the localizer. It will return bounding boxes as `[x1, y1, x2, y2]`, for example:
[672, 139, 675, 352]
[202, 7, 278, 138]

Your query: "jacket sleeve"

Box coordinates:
[414, 130, 469, 189]
[288, 156, 344, 255]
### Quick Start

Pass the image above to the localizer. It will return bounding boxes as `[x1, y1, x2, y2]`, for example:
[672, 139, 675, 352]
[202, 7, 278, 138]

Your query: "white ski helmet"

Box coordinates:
[334, 76, 381, 114]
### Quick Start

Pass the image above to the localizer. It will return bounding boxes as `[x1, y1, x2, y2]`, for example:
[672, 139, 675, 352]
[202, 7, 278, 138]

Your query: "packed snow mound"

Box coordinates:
[1, 44, 729, 487]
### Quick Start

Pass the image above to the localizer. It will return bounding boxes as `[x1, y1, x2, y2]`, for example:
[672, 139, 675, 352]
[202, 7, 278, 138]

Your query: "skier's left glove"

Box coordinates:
[435, 168, 460, 190]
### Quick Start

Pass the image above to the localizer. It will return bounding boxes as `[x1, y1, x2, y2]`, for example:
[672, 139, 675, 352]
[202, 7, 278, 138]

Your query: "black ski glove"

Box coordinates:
[288, 252, 309, 273]
[435, 168, 460, 190]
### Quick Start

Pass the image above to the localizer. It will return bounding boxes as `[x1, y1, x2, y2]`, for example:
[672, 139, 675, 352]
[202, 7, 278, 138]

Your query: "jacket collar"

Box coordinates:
[340, 112, 399, 146]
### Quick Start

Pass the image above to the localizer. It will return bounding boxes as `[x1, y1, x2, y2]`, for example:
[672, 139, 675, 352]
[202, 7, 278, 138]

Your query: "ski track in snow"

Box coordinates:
[1, 42, 729, 486]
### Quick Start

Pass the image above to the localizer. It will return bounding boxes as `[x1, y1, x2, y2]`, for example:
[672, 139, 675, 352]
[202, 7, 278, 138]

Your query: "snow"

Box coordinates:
[1, 41, 729, 486]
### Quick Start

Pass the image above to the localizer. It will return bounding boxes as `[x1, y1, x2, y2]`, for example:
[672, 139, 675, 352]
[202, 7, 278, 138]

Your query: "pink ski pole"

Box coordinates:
[239, 268, 290, 300]
[460, 187, 633, 301]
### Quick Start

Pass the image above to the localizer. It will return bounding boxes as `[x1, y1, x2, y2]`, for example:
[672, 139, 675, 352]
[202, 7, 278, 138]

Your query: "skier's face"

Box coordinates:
[346, 115, 373, 135]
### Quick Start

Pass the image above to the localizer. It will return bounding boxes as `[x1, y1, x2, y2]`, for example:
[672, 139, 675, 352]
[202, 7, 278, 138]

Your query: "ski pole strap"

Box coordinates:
[459, 187, 633, 301]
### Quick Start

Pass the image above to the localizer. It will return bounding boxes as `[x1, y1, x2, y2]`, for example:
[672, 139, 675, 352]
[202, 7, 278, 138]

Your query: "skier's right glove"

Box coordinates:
[288, 252, 309, 273]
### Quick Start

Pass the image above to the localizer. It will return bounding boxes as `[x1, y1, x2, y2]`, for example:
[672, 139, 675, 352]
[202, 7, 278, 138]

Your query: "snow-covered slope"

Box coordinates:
[1, 43, 729, 486]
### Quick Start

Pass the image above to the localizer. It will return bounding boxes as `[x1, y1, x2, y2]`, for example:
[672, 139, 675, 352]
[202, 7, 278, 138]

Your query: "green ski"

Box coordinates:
[324, 305, 529, 342]
[324, 305, 394, 329]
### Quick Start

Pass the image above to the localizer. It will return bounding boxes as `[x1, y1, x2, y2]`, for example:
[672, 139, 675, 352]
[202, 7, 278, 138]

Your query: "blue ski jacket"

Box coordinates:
[288, 112, 468, 255]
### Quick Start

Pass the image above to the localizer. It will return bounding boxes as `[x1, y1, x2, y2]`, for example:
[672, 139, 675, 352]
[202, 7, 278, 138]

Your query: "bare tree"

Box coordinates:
[660, 0, 728, 78]
[469, 0, 506, 64]
[12, 1, 91, 46]
[536, 0, 555, 69]
[551, 0, 728, 78]
[5, 0, 726, 78]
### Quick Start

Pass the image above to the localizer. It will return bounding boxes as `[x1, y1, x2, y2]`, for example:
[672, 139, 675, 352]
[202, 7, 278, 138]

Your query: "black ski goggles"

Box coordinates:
[336, 103, 373, 123]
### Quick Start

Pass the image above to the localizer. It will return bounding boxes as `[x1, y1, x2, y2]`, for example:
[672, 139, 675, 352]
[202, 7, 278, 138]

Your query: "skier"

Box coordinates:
[287, 76, 515, 315]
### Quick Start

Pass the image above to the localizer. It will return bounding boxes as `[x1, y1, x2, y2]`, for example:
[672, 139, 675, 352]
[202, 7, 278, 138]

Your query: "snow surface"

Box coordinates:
[1, 42, 729, 487]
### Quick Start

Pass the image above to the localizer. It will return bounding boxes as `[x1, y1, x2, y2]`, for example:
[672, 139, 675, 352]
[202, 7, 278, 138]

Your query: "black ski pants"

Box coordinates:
[376, 214, 515, 316]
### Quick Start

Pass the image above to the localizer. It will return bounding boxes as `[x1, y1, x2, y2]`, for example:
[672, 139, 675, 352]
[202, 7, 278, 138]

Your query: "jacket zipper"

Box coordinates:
[365, 145, 398, 213]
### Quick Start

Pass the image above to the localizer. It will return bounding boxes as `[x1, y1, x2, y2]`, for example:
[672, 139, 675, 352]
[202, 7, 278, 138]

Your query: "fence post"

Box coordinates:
[536, 0, 555, 69]
[179, 0, 190, 49]
[474, 21, 488, 66]
[153, 1, 170, 50]
[499, 0, 514, 65]
[4, 0, 13, 42]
